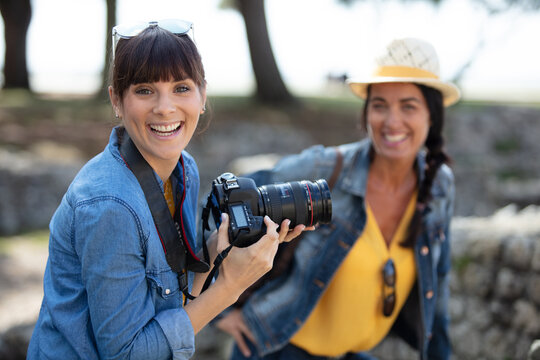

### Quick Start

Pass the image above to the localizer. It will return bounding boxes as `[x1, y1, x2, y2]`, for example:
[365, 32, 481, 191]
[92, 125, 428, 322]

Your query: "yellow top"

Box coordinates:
[290, 195, 418, 357]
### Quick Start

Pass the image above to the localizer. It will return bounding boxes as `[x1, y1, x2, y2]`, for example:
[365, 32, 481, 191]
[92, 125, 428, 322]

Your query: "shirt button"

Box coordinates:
[165, 288, 171, 295]
[421, 246, 429, 256]
[425, 290, 434, 299]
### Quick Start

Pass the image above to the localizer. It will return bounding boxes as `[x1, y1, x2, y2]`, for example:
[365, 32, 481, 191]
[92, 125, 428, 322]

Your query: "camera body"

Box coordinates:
[206, 172, 332, 247]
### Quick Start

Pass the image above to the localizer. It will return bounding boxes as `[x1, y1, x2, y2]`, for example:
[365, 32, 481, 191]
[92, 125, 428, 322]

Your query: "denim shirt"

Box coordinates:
[28, 127, 200, 360]
[241, 139, 454, 360]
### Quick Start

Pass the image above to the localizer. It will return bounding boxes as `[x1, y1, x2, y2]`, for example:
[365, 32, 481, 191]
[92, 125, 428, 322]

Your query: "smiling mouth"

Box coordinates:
[149, 122, 182, 136]
[384, 133, 407, 143]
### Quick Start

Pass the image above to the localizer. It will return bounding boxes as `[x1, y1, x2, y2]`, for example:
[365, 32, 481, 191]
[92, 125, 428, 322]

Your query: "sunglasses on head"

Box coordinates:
[111, 19, 194, 58]
[382, 258, 396, 317]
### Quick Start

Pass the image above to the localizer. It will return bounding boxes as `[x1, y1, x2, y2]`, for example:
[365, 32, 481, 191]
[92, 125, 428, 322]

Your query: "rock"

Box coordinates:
[462, 263, 493, 297]
[528, 275, 540, 306]
[482, 326, 511, 359]
[495, 267, 525, 300]
[512, 300, 540, 335]
[529, 339, 540, 360]
[532, 238, 540, 272]
[489, 301, 514, 327]
[451, 322, 482, 358]
[502, 235, 534, 271]
[0, 323, 34, 360]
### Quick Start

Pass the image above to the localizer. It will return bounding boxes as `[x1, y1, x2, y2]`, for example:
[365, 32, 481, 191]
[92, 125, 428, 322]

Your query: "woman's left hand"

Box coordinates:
[279, 219, 315, 243]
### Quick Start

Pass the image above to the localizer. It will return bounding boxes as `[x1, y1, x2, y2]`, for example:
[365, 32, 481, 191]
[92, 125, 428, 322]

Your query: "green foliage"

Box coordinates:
[218, 0, 237, 10]
[496, 168, 529, 181]
[493, 137, 521, 154]
[453, 255, 472, 275]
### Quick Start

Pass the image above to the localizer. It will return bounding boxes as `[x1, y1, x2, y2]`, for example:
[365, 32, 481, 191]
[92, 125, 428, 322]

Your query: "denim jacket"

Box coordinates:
[241, 139, 454, 360]
[28, 127, 200, 360]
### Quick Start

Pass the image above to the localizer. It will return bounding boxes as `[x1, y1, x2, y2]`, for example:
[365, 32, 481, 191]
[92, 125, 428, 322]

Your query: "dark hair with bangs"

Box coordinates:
[110, 26, 205, 100]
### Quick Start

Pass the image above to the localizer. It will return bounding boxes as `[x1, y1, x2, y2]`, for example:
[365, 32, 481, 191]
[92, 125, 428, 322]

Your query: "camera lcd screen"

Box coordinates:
[231, 205, 248, 227]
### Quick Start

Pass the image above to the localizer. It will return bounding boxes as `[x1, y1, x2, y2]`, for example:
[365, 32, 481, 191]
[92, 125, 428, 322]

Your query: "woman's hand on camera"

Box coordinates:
[186, 215, 279, 334]
[215, 214, 279, 299]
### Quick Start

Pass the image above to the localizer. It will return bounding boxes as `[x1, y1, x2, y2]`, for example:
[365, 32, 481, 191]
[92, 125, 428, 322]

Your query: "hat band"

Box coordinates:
[373, 65, 439, 80]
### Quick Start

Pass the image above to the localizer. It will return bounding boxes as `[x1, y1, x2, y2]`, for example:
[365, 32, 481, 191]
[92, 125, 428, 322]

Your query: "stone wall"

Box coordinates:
[0, 144, 83, 235]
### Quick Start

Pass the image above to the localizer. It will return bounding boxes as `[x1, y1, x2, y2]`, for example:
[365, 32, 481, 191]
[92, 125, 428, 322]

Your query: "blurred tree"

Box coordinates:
[224, 0, 539, 102]
[222, 0, 297, 106]
[97, 0, 116, 99]
[338, 0, 540, 85]
[0, 0, 32, 89]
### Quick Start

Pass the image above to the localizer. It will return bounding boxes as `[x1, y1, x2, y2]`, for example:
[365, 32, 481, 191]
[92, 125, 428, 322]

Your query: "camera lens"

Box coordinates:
[258, 179, 332, 228]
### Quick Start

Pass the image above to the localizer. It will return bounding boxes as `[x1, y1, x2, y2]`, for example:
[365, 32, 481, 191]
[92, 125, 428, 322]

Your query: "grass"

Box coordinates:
[496, 168, 531, 181]
[493, 138, 521, 154]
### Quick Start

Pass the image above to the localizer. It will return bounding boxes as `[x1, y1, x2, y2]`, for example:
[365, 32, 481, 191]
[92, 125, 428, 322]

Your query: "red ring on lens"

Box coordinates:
[305, 183, 314, 227]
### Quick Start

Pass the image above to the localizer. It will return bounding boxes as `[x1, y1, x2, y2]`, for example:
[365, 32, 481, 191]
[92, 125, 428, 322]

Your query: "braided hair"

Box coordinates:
[361, 84, 451, 248]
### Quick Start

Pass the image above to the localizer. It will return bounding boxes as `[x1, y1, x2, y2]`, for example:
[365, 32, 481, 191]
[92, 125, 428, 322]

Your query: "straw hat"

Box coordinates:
[347, 38, 461, 106]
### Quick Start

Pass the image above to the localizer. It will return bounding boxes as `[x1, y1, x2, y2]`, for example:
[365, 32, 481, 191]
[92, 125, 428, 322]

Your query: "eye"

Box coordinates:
[175, 84, 190, 93]
[134, 86, 152, 95]
[370, 101, 386, 110]
[402, 103, 418, 111]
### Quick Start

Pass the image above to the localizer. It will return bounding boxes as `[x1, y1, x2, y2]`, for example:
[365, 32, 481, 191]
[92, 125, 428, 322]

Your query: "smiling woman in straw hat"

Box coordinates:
[216, 37, 459, 360]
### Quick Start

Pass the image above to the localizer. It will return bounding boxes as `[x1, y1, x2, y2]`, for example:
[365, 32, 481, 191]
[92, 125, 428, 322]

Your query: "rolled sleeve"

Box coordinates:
[155, 308, 196, 359]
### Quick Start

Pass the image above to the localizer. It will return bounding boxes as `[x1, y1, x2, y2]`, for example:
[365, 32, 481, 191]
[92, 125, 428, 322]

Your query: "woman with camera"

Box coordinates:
[216, 38, 459, 360]
[27, 19, 306, 360]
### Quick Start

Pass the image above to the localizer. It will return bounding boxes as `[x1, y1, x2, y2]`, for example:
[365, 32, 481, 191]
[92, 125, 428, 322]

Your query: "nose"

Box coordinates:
[153, 93, 176, 116]
[383, 106, 401, 128]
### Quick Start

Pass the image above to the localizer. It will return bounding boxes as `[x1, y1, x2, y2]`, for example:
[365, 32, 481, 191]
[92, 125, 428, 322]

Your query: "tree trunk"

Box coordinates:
[0, 0, 32, 89]
[236, 0, 297, 106]
[97, 0, 116, 99]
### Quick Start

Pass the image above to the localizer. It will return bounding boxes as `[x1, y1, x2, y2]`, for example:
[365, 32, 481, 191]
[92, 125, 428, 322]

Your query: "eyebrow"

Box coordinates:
[370, 96, 423, 103]
[399, 97, 423, 103]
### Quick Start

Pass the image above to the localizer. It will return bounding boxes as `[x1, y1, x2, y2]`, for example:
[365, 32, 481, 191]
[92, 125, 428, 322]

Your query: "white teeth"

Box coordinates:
[150, 123, 181, 133]
[384, 133, 407, 142]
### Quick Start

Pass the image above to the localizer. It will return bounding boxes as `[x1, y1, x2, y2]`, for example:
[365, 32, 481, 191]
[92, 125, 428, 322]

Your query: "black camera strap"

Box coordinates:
[199, 193, 242, 293]
[118, 130, 209, 303]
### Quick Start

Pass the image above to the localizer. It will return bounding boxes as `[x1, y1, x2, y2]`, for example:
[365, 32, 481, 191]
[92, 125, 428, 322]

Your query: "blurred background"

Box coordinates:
[0, 0, 539, 359]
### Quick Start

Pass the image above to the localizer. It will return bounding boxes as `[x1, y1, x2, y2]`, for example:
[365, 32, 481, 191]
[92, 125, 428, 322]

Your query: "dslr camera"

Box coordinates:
[203, 172, 332, 247]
